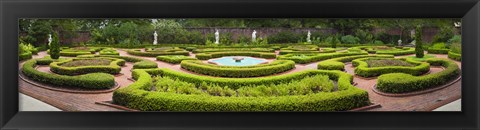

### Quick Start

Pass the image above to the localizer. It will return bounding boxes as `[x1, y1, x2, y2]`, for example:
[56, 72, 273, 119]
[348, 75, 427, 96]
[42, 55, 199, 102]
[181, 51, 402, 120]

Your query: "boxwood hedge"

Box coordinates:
[180, 60, 295, 77]
[193, 48, 275, 53]
[49, 57, 125, 76]
[156, 55, 198, 64]
[95, 55, 158, 69]
[22, 59, 115, 89]
[196, 51, 276, 60]
[126, 49, 190, 57]
[277, 51, 368, 64]
[376, 58, 460, 93]
[112, 69, 370, 111]
[448, 51, 461, 61]
[376, 47, 415, 56]
[99, 48, 119, 55]
[427, 48, 449, 54]
[352, 57, 430, 77]
[19, 52, 33, 61]
[317, 55, 394, 71]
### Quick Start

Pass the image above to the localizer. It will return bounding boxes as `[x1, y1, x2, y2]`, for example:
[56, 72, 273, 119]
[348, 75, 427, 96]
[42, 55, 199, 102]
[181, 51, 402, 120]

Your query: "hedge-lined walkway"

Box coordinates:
[19, 49, 461, 111]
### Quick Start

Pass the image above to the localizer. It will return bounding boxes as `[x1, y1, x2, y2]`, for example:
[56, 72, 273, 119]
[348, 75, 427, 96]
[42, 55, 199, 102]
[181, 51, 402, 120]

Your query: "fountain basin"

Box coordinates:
[208, 56, 268, 66]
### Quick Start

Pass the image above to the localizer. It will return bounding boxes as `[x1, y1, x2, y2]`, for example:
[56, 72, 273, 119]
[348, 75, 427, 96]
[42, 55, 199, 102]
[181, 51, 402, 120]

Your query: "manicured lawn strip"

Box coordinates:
[156, 55, 198, 64]
[196, 51, 276, 60]
[448, 51, 461, 61]
[50, 57, 125, 76]
[277, 51, 368, 64]
[352, 57, 430, 77]
[22, 59, 115, 89]
[376, 58, 460, 93]
[180, 60, 295, 77]
[126, 49, 190, 57]
[95, 55, 158, 69]
[317, 55, 394, 71]
[112, 69, 370, 111]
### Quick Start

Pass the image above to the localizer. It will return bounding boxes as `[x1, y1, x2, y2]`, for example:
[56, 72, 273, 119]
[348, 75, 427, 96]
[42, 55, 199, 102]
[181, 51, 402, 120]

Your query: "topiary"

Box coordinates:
[415, 26, 424, 58]
[50, 32, 61, 59]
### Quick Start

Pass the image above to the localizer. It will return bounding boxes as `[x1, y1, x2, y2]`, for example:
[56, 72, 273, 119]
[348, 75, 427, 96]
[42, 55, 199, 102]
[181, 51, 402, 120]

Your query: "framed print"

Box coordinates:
[1, 0, 479, 129]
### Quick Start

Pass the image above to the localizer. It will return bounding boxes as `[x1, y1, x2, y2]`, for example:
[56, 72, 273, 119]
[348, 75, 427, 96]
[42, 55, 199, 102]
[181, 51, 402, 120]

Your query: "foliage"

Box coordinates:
[317, 55, 394, 70]
[156, 55, 198, 64]
[448, 51, 461, 61]
[340, 35, 360, 44]
[50, 32, 61, 59]
[126, 49, 190, 57]
[96, 55, 158, 69]
[99, 48, 120, 55]
[376, 58, 460, 93]
[196, 51, 276, 60]
[50, 58, 125, 75]
[22, 59, 115, 89]
[268, 31, 302, 44]
[277, 51, 368, 64]
[180, 60, 295, 78]
[352, 58, 430, 77]
[415, 26, 424, 58]
[112, 69, 370, 111]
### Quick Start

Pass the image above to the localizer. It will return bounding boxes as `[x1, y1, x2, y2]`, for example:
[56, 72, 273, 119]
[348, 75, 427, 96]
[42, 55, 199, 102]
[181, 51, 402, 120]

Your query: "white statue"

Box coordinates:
[307, 31, 311, 43]
[153, 31, 158, 45]
[398, 39, 402, 46]
[252, 30, 257, 42]
[214, 29, 219, 44]
[48, 34, 52, 46]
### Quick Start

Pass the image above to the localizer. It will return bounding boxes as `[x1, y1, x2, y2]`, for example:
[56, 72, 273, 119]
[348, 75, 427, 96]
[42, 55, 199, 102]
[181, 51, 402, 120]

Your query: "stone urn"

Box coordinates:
[233, 57, 244, 62]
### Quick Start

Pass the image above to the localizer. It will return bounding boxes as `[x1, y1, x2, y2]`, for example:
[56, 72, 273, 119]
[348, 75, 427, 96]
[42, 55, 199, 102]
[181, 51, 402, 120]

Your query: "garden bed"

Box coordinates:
[352, 57, 430, 77]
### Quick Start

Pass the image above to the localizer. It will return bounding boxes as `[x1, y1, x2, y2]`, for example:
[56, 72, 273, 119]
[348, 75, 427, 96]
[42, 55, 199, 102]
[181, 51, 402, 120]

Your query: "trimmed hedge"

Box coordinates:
[22, 59, 115, 89]
[277, 51, 368, 64]
[427, 48, 449, 54]
[50, 57, 125, 76]
[96, 55, 158, 69]
[196, 51, 276, 60]
[19, 52, 33, 61]
[156, 55, 198, 64]
[180, 60, 295, 77]
[317, 55, 394, 71]
[99, 48, 119, 55]
[376, 47, 415, 56]
[376, 58, 460, 93]
[448, 51, 461, 61]
[126, 49, 189, 57]
[193, 48, 275, 53]
[60, 51, 93, 57]
[352, 57, 430, 77]
[112, 69, 370, 111]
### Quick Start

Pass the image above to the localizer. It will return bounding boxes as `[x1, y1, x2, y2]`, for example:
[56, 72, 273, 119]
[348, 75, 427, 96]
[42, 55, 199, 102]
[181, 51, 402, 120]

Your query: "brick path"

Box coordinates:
[19, 49, 461, 111]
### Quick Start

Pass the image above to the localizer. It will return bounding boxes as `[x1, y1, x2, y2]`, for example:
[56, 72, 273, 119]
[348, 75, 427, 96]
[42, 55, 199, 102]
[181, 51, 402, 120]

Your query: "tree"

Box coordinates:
[415, 25, 424, 58]
[50, 32, 60, 59]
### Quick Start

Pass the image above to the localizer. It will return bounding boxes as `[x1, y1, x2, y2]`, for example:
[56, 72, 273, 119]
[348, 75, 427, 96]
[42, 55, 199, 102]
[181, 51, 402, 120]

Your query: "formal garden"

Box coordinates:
[18, 19, 462, 111]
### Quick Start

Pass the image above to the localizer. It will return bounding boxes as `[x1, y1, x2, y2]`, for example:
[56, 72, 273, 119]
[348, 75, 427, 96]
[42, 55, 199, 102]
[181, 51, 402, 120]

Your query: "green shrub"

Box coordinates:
[196, 51, 276, 60]
[59, 51, 92, 57]
[22, 59, 115, 89]
[448, 51, 461, 61]
[415, 26, 424, 58]
[340, 35, 360, 44]
[427, 43, 449, 54]
[112, 69, 370, 111]
[277, 51, 368, 64]
[376, 58, 460, 93]
[19, 52, 33, 61]
[50, 32, 61, 59]
[193, 48, 274, 53]
[95, 55, 158, 69]
[180, 60, 295, 78]
[156, 55, 198, 64]
[185, 47, 196, 51]
[376, 47, 415, 56]
[268, 31, 302, 43]
[50, 58, 125, 75]
[317, 55, 394, 70]
[99, 48, 119, 55]
[353, 57, 430, 77]
[126, 49, 189, 57]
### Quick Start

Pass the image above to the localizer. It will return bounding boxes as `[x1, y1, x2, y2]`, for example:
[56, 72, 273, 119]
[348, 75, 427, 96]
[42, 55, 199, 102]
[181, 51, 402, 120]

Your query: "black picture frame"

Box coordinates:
[1, 0, 479, 130]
